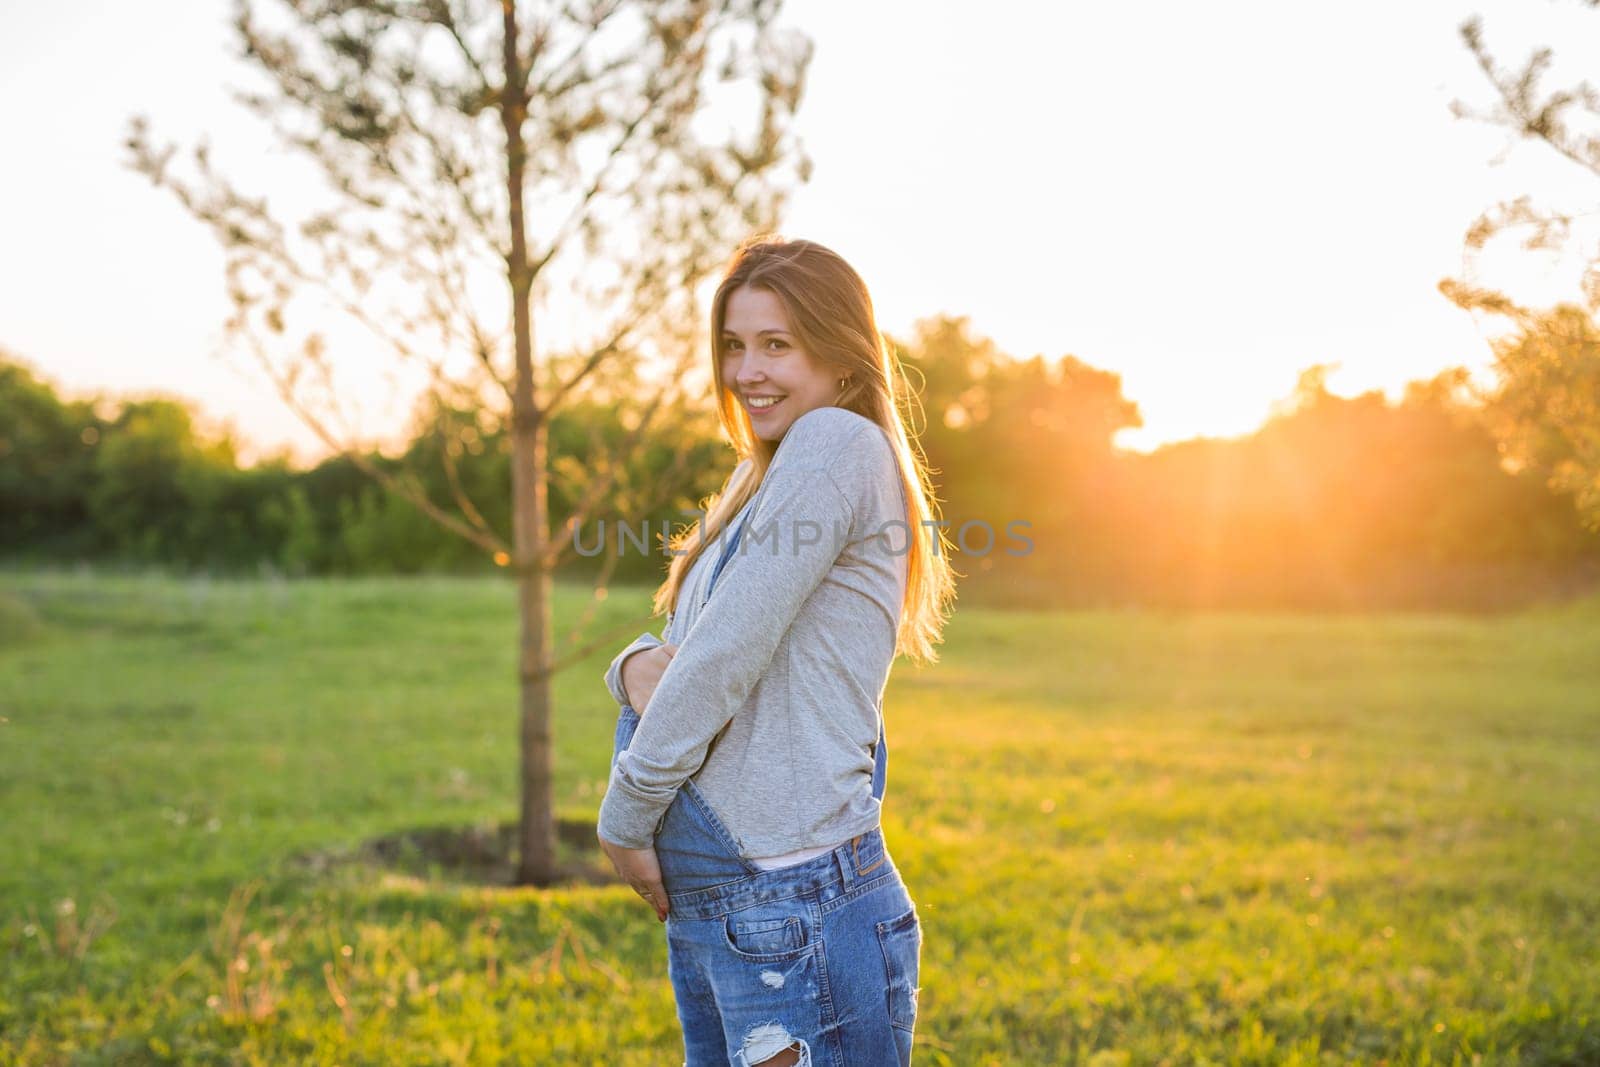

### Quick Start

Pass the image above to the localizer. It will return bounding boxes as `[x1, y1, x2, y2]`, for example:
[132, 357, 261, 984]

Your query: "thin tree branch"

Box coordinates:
[438, 421, 503, 545]
[238, 327, 511, 557]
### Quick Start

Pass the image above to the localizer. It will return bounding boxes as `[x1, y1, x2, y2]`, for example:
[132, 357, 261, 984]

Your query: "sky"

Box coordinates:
[4, 0, 1600, 464]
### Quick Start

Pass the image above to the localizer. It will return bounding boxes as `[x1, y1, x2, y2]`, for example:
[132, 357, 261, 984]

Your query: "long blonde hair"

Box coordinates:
[652, 234, 957, 665]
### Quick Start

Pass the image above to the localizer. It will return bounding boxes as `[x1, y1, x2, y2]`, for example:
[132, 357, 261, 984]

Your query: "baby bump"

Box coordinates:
[609, 703, 753, 896]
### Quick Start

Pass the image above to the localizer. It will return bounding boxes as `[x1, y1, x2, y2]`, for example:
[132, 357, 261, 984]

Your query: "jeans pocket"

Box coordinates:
[722, 903, 814, 962]
[875, 905, 922, 1034]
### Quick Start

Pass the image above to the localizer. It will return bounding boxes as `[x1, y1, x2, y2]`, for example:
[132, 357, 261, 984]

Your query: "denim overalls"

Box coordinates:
[610, 506, 922, 1067]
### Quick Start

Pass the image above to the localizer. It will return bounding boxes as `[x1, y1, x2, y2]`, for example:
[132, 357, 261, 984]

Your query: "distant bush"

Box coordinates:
[5, 324, 1599, 610]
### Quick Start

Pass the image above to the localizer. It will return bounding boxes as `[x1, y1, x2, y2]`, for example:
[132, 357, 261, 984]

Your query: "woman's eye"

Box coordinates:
[767, 339, 788, 351]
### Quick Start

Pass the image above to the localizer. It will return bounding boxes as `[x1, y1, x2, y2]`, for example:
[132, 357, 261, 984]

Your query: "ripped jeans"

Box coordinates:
[612, 702, 922, 1066]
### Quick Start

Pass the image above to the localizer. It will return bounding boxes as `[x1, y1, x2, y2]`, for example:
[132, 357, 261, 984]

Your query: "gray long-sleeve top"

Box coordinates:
[596, 405, 909, 855]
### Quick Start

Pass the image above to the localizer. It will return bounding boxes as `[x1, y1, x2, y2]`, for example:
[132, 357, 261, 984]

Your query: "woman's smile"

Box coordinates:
[746, 394, 786, 417]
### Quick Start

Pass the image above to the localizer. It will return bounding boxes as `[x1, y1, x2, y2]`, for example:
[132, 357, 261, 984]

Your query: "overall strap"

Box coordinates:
[704, 505, 749, 599]
[871, 702, 888, 801]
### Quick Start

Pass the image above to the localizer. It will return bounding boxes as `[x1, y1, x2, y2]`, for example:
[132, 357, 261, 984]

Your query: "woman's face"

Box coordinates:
[720, 284, 842, 443]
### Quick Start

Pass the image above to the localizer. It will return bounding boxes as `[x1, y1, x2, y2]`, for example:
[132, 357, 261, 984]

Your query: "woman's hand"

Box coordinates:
[620, 642, 678, 715]
[597, 836, 669, 922]
[602, 641, 677, 921]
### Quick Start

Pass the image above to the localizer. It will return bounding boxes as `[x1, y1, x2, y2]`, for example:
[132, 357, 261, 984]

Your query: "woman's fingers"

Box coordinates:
[639, 852, 668, 921]
[637, 645, 678, 715]
[633, 877, 668, 921]
[629, 645, 679, 716]
[600, 841, 669, 922]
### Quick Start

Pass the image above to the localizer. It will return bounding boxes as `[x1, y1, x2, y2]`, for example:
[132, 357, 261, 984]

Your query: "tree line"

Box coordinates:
[5, 312, 1597, 611]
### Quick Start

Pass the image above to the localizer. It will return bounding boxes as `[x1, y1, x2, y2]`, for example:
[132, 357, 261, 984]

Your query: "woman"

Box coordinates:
[596, 235, 956, 1067]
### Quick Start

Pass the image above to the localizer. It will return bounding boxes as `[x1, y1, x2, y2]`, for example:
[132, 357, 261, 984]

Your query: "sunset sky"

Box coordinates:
[5, 0, 1600, 464]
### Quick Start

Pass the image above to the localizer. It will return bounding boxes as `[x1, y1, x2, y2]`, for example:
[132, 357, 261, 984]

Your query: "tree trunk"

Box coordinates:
[500, 0, 557, 887]
[513, 407, 557, 887]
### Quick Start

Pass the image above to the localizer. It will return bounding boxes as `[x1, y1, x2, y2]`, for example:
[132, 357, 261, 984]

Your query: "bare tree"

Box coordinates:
[1441, 10, 1600, 531]
[124, 0, 813, 885]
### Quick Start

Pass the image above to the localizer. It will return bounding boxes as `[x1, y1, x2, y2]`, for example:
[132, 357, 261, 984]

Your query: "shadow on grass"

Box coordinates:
[284, 816, 617, 889]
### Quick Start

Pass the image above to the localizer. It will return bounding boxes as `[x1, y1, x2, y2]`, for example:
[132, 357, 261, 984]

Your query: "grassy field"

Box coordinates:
[1, 569, 1597, 1065]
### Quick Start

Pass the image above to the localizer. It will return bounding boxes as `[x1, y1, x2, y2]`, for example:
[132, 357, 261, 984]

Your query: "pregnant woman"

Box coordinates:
[596, 235, 956, 1066]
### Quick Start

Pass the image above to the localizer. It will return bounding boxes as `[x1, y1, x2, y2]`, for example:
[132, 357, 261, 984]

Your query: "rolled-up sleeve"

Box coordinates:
[596, 458, 858, 848]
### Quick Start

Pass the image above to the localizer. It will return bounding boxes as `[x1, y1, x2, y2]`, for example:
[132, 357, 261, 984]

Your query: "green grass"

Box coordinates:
[1, 569, 1597, 1065]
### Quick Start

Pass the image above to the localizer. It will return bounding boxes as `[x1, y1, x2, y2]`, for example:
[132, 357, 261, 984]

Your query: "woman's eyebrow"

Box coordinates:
[721, 328, 790, 336]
